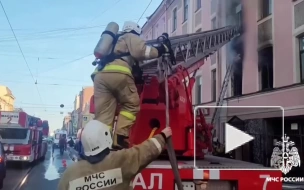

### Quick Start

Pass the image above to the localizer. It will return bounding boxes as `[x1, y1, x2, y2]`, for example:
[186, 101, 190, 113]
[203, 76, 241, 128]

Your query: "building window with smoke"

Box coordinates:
[172, 8, 177, 32]
[196, 76, 202, 104]
[211, 70, 217, 101]
[300, 36, 304, 82]
[259, 46, 273, 90]
[196, 0, 201, 11]
[259, 0, 273, 19]
[183, 0, 189, 22]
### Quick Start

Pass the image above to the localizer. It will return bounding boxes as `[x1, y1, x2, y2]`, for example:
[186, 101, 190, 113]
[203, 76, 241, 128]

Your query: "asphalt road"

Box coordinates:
[17, 147, 74, 190]
[3, 162, 31, 190]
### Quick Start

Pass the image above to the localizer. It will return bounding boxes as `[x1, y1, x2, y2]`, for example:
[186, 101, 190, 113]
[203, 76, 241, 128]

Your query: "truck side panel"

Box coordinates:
[133, 168, 282, 190]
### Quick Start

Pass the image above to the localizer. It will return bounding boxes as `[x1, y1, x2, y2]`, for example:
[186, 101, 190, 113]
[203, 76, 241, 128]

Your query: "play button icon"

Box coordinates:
[225, 123, 255, 153]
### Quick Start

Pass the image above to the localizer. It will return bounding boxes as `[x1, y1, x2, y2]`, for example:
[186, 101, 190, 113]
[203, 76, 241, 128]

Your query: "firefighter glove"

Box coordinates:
[155, 43, 169, 57]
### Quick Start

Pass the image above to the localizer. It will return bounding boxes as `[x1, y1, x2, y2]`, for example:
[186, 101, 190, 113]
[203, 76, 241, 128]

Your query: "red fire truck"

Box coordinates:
[0, 111, 48, 163]
[90, 26, 282, 189]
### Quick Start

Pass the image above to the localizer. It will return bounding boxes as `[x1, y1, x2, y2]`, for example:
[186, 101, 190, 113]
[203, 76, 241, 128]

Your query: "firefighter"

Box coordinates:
[92, 21, 170, 149]
[58, 120, 171, 190]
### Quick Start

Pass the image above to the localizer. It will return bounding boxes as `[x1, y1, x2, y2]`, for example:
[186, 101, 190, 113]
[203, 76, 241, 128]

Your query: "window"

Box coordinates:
[259, 46, 273, 90]
[172, 8, 177, 32]
[211, 17, 217, 29]
[0, 128, 29, 139]
[231, 62, 243, 96]
[196, 76, 202, 104]
[211, 70, 217, 101]
[184, 0, 189, 21]
[259, 0, 272, 19]
[196, 0, 202, 10]
[236, 9, 243, 27]
[300, 36, 304, 82]
[196, 0, 201, 10]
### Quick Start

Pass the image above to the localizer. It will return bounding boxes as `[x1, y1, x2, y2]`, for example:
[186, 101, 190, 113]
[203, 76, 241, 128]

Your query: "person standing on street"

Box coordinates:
[92, 21, 170, 149]
[58, 120, 171, 190]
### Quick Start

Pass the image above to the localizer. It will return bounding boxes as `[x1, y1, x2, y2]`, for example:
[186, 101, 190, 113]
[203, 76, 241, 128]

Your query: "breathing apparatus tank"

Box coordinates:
[94, 22, 119, 59]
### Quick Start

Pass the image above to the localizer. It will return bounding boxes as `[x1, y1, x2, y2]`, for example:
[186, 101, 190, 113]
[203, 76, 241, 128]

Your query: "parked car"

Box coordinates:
[0, 142, 7, 189]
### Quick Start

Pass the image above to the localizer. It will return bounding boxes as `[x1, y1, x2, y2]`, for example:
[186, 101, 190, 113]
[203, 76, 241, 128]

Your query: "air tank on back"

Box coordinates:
[94, 22, 119, 59]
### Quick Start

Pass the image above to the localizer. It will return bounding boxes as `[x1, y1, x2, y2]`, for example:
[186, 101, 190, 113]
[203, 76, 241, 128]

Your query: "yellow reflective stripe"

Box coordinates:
[148, 128, 158, 138]
[103, 65, 131, 75]
[120, 111, 136, 121]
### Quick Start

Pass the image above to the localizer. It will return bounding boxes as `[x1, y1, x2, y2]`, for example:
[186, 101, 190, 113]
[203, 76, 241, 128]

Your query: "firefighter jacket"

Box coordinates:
[58, 134, 166, 190]
[91, 32, 160, 80]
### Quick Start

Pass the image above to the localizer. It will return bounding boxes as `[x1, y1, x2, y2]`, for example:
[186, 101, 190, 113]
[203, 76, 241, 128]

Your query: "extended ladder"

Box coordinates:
[137, 26, 240, 190]
[210, 62, 234, 125]
[140, 26, 240, 78]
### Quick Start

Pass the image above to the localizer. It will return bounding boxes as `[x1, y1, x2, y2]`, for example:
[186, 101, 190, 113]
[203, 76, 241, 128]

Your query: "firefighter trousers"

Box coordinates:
[93, 72, 140, 147]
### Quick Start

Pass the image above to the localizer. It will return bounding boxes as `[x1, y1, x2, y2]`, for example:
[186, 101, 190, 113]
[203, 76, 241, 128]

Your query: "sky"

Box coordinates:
[0, 0, 162, 132]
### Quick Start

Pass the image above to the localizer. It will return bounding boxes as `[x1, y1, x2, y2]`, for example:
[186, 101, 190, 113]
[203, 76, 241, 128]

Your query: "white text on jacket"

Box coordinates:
[68, 168, 123, 190]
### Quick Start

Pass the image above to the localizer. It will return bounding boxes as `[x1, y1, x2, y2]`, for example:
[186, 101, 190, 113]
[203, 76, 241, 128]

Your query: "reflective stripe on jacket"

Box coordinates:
[91, 32, 159, 80]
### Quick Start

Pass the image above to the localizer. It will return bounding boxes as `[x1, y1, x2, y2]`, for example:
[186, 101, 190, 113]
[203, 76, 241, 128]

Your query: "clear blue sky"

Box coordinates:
[0, 0, 161, 132]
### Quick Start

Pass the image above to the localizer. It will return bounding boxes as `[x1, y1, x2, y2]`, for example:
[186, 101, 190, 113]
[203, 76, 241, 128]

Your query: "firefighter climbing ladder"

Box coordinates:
[139, 26, 240, 190]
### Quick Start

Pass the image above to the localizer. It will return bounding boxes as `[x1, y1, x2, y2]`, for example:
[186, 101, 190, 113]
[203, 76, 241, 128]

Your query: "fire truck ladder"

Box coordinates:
[139, 26, 240, 190]
[141, 26, 240, 78]
[210, 62, 234, 125]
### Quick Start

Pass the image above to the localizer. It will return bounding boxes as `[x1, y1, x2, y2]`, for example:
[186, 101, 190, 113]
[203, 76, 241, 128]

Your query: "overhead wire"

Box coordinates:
[0, 53, 69, 60]
[137, 0, 153, 23]
[0, 79, 90, 87]
[0, 0, 46, 110]
[15, 102, 73, 107]
[0, 17, 147, 43]
[39, 0, 123, 57]
[0, 72, 90, 83]
[39, 53, 93, 74]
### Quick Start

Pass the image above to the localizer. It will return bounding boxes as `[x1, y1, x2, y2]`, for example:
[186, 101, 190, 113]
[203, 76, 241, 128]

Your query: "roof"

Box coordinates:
[141, 0, 165, 30]
[0, 85, 15, 99]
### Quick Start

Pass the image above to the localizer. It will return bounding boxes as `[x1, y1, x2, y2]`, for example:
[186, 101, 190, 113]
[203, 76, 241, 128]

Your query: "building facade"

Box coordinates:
[0, 85, 15, 111]
[62, 113, 72, 135]
[142, 0, 304, 175]
[75, 86, 94, 129]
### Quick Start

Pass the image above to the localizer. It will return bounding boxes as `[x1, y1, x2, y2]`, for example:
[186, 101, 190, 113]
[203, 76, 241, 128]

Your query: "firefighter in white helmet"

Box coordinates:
[58, 120, 171, 190]
[92, 21, 170, 149]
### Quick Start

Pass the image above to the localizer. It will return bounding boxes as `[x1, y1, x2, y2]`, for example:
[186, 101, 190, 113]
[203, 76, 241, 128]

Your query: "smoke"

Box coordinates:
[225, 0, 245, 76]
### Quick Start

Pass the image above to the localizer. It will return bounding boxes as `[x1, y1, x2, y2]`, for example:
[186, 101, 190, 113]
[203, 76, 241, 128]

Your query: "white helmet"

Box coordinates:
[81, 120, 112, 156]
[122, 21, 142, 35]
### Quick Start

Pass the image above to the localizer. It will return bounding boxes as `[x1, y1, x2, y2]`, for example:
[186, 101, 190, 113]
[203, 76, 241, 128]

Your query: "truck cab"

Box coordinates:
[53, 129, 67, 148]
[0, 111, 47, 163]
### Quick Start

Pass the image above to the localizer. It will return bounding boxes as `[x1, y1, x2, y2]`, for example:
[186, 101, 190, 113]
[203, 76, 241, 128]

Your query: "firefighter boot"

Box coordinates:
[112, 134, 130, 150]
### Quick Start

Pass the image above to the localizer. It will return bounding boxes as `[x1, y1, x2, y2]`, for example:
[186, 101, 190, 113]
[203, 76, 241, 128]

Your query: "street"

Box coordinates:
[3, 145, 74, 190]
[3, 164, 31, 190]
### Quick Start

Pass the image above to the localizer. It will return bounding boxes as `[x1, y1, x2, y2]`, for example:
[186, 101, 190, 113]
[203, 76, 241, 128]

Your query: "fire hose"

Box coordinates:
[157, 34, 184, 190]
